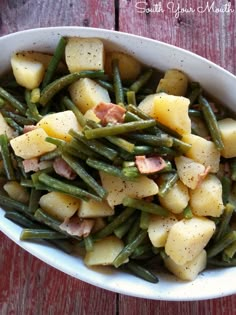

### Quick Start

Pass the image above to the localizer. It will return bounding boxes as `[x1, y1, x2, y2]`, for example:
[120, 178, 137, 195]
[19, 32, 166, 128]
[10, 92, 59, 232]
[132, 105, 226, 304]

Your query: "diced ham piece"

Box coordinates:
[23, 158, 40, 172]
[94, 102, 126, 125]
[23, 125, 37, 133]
[197, 166, 211, 187]
[59, 216, 95, 237]
[135, 155, 167, 174]
[53, 157, 77, 180]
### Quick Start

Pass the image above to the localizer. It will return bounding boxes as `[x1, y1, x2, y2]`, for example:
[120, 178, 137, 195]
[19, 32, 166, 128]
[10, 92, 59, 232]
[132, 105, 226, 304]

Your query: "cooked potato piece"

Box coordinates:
[65, 37, 104, 73]
[0, 112, 14, 138]
[69, 78, 110, 114]
[37, 110, 82, 141]
[84, 236, 125, 266]
[175, 156, 208, 189]
[39, 191, 81, 221]
[164, 250, 207, 281]
[151, 93, 191, 135]
[3, 181, 30, 204]
[11, 52, 45, 89]
[159, 180, 189, 214]
[78, 199, 114, 218]
[190, 174, 224, 217]
[138, 94, 156, 114]
[156, 69, 188, 96]
[83, 109, 101, 122]
[165, 217, 216, 265]
[218, 118, 236, 158]
[182, 134, 220, 173]
[10, 128, 56, 159]
[148, 214, 178, 248]
[99, 172, 159, 208]
[105, 51, 141, 80]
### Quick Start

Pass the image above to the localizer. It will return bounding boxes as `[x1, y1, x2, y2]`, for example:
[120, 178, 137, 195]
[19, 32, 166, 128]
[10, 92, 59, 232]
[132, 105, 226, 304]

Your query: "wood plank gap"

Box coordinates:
[115, 0, 120, 31]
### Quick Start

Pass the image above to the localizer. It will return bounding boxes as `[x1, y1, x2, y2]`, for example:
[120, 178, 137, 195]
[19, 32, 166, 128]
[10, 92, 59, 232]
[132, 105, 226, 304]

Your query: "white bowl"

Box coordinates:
[0, 27, 236, 301]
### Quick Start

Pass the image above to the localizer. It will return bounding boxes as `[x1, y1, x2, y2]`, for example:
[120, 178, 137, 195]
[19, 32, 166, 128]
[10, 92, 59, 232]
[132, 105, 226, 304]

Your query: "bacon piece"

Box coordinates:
[135, 155, 166, 174]
[94, 102, 126, 125]
[23, 125, 37, 133]
[59, 216, 95, 237]
[22, 158, 40, 173]
[53, 157, 77, 180]
[197, 166, 211, 187]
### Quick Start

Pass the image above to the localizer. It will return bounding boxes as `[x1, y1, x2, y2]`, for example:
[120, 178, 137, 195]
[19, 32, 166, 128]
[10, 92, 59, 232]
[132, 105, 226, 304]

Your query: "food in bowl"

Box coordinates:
[1, 34, 236, 287]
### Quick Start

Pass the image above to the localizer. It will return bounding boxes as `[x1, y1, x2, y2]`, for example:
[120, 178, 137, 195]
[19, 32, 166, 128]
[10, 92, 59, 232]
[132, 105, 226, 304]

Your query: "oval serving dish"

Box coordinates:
[0, 26, 236, 301]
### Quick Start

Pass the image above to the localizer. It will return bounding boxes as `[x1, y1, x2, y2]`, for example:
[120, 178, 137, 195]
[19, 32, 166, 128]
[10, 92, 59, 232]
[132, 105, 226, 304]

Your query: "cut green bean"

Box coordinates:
[113, 229, 147, 267]
[172, 138, 192, 154]
[140, 211, 150, 230]
[125, 261, 158, 283]
[0, 87, 26, 114]
[28, 188, 42, 214]
[131, 243, 153, 259]
[112, 59, 124, 105]
[84, 235, 94, 252]
[127, 133, 173, 147]
[61, 96, 86, 127]
[42, 37, 67, 89]
[38, 173, 102, 201]
[4, 211, 42, 229]
[198, 95, 224, 150]
[114, 214, 138, 239]
[25, 89, 42, 122]
[4, 117, 23, 134]
[125, 216, 141, 244]
[0, 192, 30, 215]
[207, 230, 236, 258]
[188, 87, 202, 106]
[0, 134, 15, 180]
[183, 205, 193, 219]
[65, 138, 101, 160]
[20, 228, 68, 240]
[208, 257, 236, 267]
[96, 79, 114, 92]
[39, 70, 104, 106]
[84, 119, 156, 139]
[223, 240, 236, 261]
[129, 69, 153, 93]
[122, 166, 139, 179]
[221, 176, 232, 205]
[62, 153, 107, 199]
[214, 203, 234, 243]
[123, 197, 168, 216]
[158, 172, 179, 197]
[1, 109, 34, 126]
[126, 90, 137, 106]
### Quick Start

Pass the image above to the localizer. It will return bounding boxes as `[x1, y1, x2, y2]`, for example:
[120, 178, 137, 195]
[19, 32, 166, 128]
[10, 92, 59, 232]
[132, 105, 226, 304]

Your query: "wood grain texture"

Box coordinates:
[0, 0, 236, 314]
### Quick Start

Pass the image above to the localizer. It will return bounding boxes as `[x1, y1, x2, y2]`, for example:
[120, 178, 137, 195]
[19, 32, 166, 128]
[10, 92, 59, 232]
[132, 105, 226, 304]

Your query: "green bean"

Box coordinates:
[28, 188, 42, 214]
[112, 59, 124, 105]
[20, 228, 68, 240]
[0, 191, 30, 215]
[125, 217, 141, 244]
[223, 240, 236, 261]
[126, 90, 137, 106]
[66, 138, 101, 160]
[0, 96, 5, 107]
[0, 134, 15, 180]
[127, 134, 173, 147]
[125, 261, 158, 283]
[123, 197, 169, 216]
[113, 229, 147, 267]
[158, 172, 179, 197]
[207, 230, 236, 258]
[1, 109, 34, 126]
[42, 37, 67, 88]
[20, 179, 34, 188]
[221, 176, 232, 205]
[70, 130, 118, 161]
[188, 87, 202, 106]
[172, 138, 191, 154]
[93, 207, 136, 240]
[45, 136, 66, 147]
[198, 95, 224, 150]
[4, 117, 23, 134]
[4, 211, 42, 229]
[30, 88, 40, 103]
[140, 211, 150, 230]
[62, 145, 88, 161]
[208, 257, 236, 267]
[61, 96, 86, 127]
[122, 166, 139, 179]
[25, 89, 42, 122]
[96, 79, 114, 92]
[0, 87, 26, 114]
[39, 70, 105, 106]
[39, 148, 61, 161]
[230, 159, 236, 181]
[188, 109, 202, 117]
[84, 119, 156, 139]
[214, 203, 234, 243]
[129, 69, 153, 93]
[38, 173, 102, 202]
[49, 239, 77, 254]
[62, 153, 107, 199]
[114, 214, 138, 239]
[183, 205, 193, 219]
[131, 243, 153, 259]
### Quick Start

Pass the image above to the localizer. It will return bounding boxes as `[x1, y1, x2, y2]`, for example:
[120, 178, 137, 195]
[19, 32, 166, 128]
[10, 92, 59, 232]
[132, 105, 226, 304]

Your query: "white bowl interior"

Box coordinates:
[0, 26, 236, 300]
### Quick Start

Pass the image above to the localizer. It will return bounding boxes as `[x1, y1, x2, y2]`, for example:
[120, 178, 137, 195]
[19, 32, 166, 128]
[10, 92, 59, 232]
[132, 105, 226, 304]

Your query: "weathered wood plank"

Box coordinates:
[0, 0, 115, 35]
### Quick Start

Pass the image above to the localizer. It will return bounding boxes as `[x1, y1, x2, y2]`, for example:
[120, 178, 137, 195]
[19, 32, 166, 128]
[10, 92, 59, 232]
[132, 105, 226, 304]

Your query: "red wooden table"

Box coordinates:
[0, 1, 236, 314]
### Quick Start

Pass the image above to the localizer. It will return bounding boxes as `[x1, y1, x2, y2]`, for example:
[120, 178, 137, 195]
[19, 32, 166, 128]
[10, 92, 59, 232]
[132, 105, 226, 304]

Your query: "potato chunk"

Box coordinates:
[151, 93, 191, 135]
[39, 191, 81, 221]
[4, 181, 30, 204]
[156, 69, 188, 96]
[99, 172, 159, 208]
[148, 214, 178, 248]
[11, 52, 45, 89]
[84, 236, 125, 266]
[164, 250, 207, 281]
[138, 94, 156, 115]
[165, 217, 215, 265]
[78, 199, 114, 218]
[0, 112, 14, 138]
[105, 51, 141, 80]
[69, 78, 110, 114]
[37, 110, 82, 141]
[65, 37, 104, 73]
[10, 128, 56, 159]
[182, 134, 220, 173]
[190, 174, 224, 217]
[159, 180, 189, 214]
[175, 156, 208, 189]
[218, 118, 236, 158]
